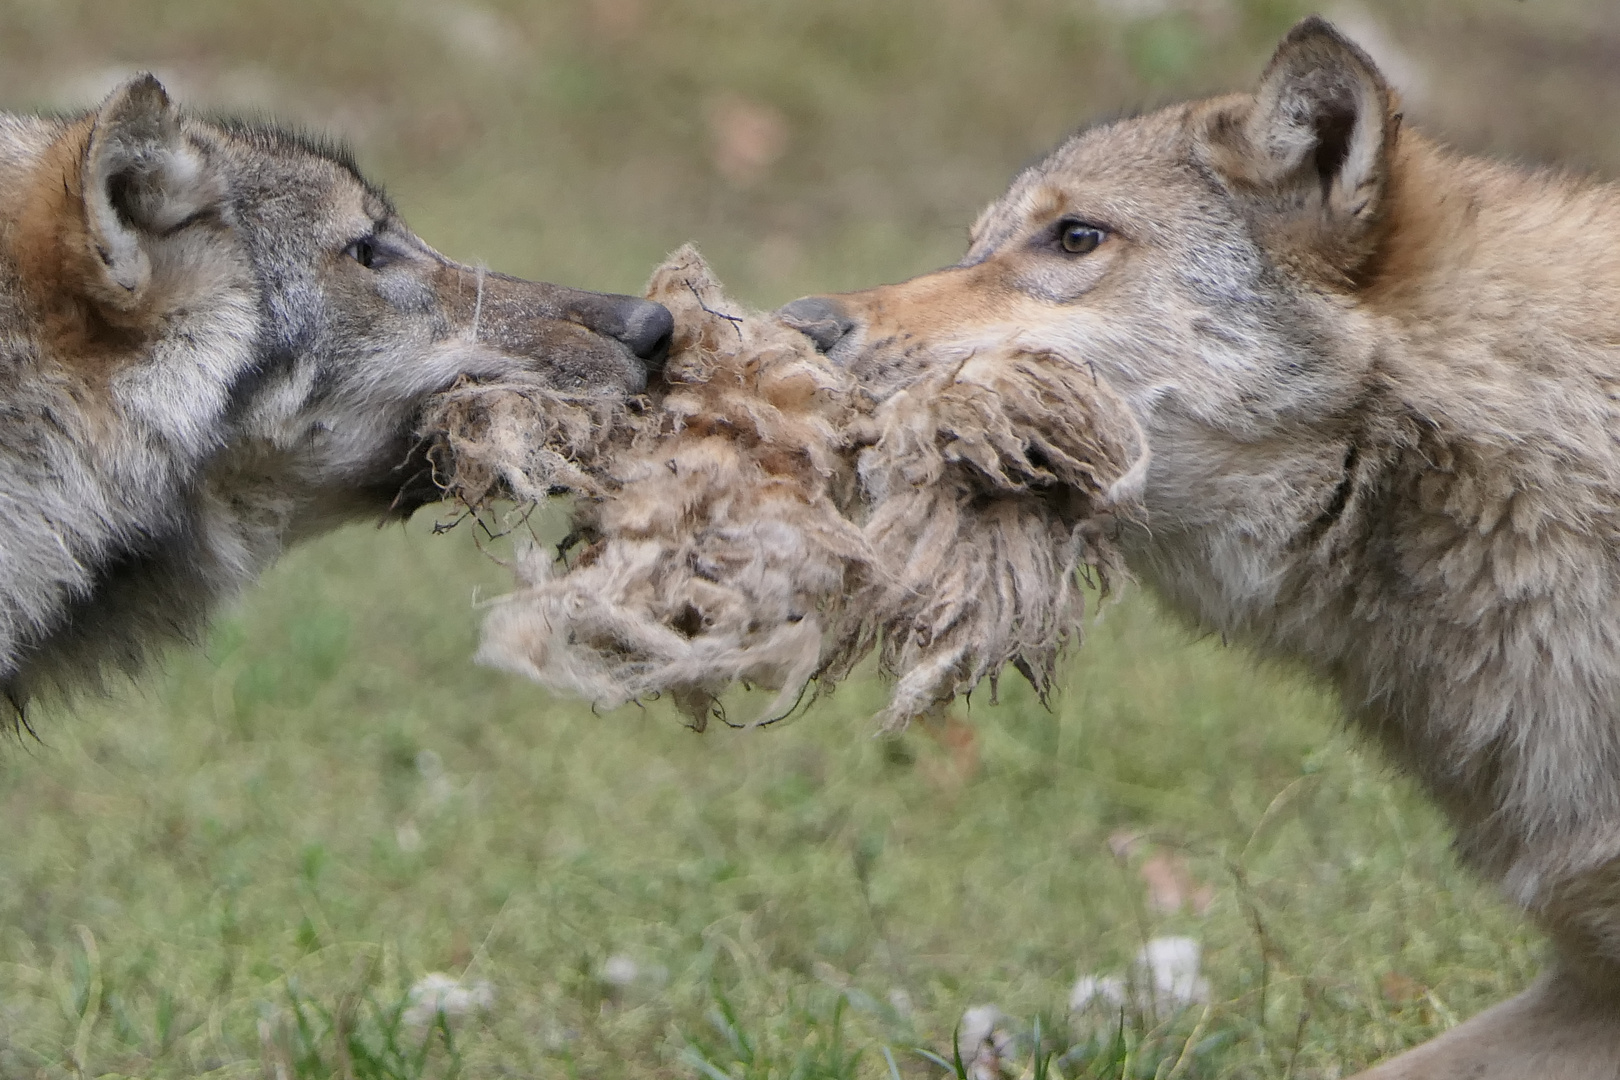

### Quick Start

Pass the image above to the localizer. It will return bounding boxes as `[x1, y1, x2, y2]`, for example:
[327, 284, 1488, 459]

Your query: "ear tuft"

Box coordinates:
[104, 73, 172, 129]
[1205, 17, 1398, 278]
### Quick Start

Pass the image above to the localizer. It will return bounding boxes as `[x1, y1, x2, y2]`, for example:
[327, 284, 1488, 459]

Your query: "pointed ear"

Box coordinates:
[81, 75, 219, 300]
[1205, 17, 1399, 278]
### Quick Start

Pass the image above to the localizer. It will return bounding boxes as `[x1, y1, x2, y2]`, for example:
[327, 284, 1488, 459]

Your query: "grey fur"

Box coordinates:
[0, 75, 660, 711]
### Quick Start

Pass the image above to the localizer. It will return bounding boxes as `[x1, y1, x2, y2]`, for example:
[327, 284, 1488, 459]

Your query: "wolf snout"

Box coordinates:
[779, 296, 856, 355]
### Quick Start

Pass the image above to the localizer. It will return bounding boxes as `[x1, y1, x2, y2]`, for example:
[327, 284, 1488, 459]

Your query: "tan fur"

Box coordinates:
[429, 247, 1144, 729]
[448, 248, 862, 725]
[781, 17, 1620, 1076]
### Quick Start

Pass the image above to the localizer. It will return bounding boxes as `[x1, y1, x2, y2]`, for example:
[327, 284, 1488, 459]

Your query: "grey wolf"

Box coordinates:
[782, 17, 1620, 1077]
[0, 74, 669, 713]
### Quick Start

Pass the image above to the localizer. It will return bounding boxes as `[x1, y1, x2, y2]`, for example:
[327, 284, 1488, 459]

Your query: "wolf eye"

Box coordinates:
[344, 238, 378, 269]
[1058, 222, 1105, 255]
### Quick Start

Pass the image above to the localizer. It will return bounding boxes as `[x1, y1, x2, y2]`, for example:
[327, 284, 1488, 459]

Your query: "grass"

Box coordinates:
[0, 516, 1540, 1078]
[0, 0, 1610, 1076]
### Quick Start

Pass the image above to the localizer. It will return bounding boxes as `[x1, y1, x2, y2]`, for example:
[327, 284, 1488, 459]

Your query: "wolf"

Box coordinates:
[782, 17, 1620, 1078]
[0, 74, 670, 712]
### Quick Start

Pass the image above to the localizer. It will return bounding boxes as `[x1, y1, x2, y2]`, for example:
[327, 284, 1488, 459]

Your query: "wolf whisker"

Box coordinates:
[471, 264, 487, 342]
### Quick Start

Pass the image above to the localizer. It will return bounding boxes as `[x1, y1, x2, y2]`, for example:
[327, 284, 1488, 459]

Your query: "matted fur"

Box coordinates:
[423, 246, 1146, 728]
[826, 344, 1146, 724]
[420, 380, 626, 505]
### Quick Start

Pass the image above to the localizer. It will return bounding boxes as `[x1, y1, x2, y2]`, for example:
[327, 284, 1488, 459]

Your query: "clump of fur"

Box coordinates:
[418, 379, 627, 505]
[419, 246, 1147, 729]
[467, 248, 868, 724]
[830, 346, 1147, 727]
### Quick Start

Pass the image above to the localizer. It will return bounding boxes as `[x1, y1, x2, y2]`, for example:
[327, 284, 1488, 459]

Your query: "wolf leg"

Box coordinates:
[1350, 964, 1620, 1079]
[1355, 854, 1620, 1078]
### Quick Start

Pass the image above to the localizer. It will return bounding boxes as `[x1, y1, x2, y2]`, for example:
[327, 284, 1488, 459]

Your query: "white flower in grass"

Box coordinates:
[395, 821, 422, 853]
[958, 1004, 1014, 1080]
[1070, 936, 1209, 1021]
[601, 955, 639, 988]
[403, 972, 493, 1028]
[1138, 936, 1209, 1012]
[1069, 974, 1129, 1013]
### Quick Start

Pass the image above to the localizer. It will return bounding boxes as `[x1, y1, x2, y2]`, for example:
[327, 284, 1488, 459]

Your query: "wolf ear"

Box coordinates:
[1205, 17, 1397, 277]
[81, 75, 218, 300]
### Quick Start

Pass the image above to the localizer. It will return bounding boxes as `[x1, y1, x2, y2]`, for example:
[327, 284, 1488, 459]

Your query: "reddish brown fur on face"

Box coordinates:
[9, 118, 149, 386]
[829, 262, 1049, 365]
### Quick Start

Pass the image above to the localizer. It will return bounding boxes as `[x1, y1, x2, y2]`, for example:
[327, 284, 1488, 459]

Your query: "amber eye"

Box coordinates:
[344, 237, 377, 269]
[1059, 222, 1105, 255]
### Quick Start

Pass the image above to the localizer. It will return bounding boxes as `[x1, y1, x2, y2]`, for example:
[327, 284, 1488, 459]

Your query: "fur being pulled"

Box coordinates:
[420, 246, 1147, 729]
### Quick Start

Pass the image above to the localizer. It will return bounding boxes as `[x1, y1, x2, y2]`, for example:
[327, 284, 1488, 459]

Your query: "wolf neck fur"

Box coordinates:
[0, 114, 290, 709]
[1132, 133, 1620, 888]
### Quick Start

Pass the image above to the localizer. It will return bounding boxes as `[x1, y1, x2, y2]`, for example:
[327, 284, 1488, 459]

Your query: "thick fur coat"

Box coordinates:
[0, 75, 667, 710]
[782, 18, 1620, 1078]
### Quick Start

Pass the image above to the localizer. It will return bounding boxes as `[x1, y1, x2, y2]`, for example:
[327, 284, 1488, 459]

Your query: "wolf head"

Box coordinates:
[13, 74, 668, 525]
[781, 19, 1398, 539]
[0, 75, 670, 703]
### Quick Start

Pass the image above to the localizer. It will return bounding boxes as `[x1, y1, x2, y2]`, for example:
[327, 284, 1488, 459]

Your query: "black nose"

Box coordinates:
[590, 296, 672, 368]
[778, 296, 855, 354]
[612, 297, 674, 367]
[569, 293, 674, 369]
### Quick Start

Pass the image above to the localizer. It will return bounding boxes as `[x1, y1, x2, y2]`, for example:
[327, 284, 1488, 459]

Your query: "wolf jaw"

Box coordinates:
[785, 17, 1620, 1078]
[0, 74, 670, 711]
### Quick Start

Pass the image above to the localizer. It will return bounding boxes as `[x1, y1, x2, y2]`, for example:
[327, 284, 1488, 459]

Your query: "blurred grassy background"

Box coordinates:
[1, 1, 1616, 1076]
